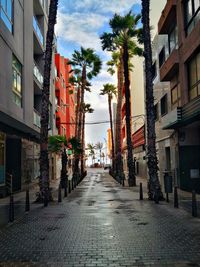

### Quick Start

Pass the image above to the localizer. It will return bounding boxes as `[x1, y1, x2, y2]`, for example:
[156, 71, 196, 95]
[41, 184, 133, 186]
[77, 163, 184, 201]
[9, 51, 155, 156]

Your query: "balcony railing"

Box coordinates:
[33, 62, 43, 85]
[33, 16, 44, 46]
[33, 109, 41, 128]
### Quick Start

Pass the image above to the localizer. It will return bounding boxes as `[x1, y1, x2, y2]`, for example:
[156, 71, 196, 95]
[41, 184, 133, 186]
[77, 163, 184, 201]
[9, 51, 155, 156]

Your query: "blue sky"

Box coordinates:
[55, 0, 141, 148]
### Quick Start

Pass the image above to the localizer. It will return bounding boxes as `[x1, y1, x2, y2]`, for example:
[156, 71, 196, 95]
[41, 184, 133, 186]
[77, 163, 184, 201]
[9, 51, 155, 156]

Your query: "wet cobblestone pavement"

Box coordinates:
[0, 170, 200, 267]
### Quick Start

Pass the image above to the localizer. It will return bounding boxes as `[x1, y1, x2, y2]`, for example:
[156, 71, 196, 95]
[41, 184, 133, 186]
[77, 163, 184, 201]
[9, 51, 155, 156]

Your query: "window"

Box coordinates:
[185, 0, 200, 35]
[168, 26, 178, 54]
[161, 94, 168, 116]
[152, 62, 157, 81]
[171, 84, 181, 106]
[0, 0, 13, 32]
[154, 104, 159, 121]
[159, 47, 166, 67]
[12, 55, 22, 107]
[188, 51, 200, 100]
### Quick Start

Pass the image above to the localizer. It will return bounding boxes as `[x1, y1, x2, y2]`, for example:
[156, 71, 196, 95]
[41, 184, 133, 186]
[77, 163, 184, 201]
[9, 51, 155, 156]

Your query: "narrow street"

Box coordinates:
[0, 169, 199, 267]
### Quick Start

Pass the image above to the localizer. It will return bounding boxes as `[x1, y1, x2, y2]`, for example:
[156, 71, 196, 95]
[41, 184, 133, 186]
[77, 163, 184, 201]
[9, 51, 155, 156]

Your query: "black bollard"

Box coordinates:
[139, 183, 143, 200]
[68, 180, 71, 194]
[25, 188, 30, 212]
[154, 189, 159, 204]
[72, 179, 74, 191]
[166, 192, 169, 203]
[64, 183, 68, 198]
[174, 186, 179, 208]
[58, 184, 62, 203]
[9, 194, 14, 222]
[192, 190, 197, 217]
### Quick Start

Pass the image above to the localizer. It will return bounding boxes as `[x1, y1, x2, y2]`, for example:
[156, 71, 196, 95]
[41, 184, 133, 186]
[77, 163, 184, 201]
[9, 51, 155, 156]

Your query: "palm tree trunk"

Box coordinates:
[75, 86, 81, 139]
[115, 52, 125, 183]
[108, 96, 115, 169]
[60, 147, 68, 189]
[81, 111, 86, 175]
[142, 0, 163, 201]
[123, 42, 136, 187]
[73, 65, 86, 184]
[39, 0, 58, 206]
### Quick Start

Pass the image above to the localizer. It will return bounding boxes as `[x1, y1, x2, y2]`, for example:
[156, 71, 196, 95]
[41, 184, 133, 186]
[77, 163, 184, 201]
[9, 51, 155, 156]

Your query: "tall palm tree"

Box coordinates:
[107, 51, 125, 183]
[141, 0, 163, 202]
[100, 84, 117, 169]
[68, 48, 102, 184]
[101, 12, 143, 187]
[81, 103, 94, 175]
[39, 0, 58, 206]
[87, 143, 96, 165]
[95, 142, 104, 166]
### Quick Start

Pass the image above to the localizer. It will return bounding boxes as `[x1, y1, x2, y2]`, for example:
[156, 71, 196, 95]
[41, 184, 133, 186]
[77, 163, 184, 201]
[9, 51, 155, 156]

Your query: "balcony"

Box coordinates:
[162, 107, 182, 129]
[160, 49, 179, 82]
[33, 62, 43, 86]
[33, 109, 41, 128]
[182, 96, 200, 126]
[158, 0, 177, 34]
[33, 16, 44, 54]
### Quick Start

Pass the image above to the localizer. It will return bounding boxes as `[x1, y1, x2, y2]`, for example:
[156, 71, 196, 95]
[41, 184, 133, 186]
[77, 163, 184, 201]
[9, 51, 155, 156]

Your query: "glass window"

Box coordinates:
[161, 94, 168, 116]
[12, 55, 22, 107]
[0, 0, 13, 32]
[0, 133, 5, 185]
[188, 51, 200, 100]
[169, 26, 178, 54]
[185, 0, 200, 35]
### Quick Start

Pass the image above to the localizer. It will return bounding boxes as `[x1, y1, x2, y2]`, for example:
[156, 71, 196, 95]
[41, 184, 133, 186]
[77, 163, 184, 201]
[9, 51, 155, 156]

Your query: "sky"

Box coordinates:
[55, 0, 142, 149]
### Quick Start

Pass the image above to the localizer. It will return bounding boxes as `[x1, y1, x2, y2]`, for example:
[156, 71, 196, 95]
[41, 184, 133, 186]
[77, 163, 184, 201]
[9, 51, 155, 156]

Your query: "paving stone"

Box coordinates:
[0, 169, 199, 266]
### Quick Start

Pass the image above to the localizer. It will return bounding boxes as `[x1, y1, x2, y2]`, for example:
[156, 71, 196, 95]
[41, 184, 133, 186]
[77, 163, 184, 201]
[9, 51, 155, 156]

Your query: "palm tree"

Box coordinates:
[100, 84, 117, 169]
[107, 51, 125, 184]
[81, 104, 94, 175]
[141, 0, 163, 202]
[39, 0, 58, 206]
[95, 142, 104, 166]
[87, 143, 96, 165]
[48, 135, 68, 190]
[101, 12, 143, 187]
[68, 48, 102, 184]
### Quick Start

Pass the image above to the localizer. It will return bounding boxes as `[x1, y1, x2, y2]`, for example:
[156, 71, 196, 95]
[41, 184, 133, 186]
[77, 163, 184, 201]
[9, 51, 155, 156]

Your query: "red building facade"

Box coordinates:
[55, 54, 76, 140]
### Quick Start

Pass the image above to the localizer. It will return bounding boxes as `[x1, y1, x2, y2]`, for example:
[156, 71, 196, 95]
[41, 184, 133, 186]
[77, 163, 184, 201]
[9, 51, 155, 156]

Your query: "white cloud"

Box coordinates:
[71, 0, 140, 14]
[56, 11, 107, 51]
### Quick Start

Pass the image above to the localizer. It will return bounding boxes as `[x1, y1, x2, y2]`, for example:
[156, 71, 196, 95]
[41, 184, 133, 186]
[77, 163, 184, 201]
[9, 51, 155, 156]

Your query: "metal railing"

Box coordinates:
[33, 16, 44, 46]
[33, 62, 44, 85]
[33, 109, 41, 128]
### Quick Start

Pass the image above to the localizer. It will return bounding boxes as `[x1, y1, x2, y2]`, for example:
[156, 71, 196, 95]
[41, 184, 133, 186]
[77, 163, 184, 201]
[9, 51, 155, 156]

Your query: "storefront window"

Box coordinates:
[0, 133, 5, 186]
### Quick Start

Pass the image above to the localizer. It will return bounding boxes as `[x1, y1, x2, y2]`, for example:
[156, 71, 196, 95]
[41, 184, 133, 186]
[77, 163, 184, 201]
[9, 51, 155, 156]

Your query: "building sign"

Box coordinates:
[0, 132, 5, 185]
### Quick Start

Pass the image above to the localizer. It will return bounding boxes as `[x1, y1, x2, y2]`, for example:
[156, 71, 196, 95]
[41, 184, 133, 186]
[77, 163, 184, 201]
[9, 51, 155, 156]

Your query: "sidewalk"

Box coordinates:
[122, 175, 200, 218]
[0, 178, 60, 228]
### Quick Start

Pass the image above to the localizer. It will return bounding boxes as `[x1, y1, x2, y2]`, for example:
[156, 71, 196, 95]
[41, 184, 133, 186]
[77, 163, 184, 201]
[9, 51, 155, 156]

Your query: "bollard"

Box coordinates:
[64, 183, 68, 198]
[72, 179, 74, 191]
[68, 180, 71, 194]
[122, 179, 125, 187]
[9, 194, 14, 222]
[58, 184, 62, 203]
[154, 189, 159, 204]
[192, 190, 197, 217]
[139, 183, 143, 200]
[25, 188, 30, 212]
[166, 192, 169, 203]
[174, 186, 179, 208]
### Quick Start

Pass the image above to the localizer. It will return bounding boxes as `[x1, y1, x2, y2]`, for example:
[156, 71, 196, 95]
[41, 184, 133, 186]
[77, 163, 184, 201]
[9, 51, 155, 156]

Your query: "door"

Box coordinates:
[6, 137, 21, 192]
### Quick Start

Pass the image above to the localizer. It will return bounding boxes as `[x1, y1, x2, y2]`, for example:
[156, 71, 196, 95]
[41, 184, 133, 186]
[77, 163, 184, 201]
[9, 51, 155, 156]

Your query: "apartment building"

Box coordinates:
[55, 53, 76, 140]
[158, 0, 200, 192]
[0, 0, 56, 196]
[151, 34, 175, 189]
